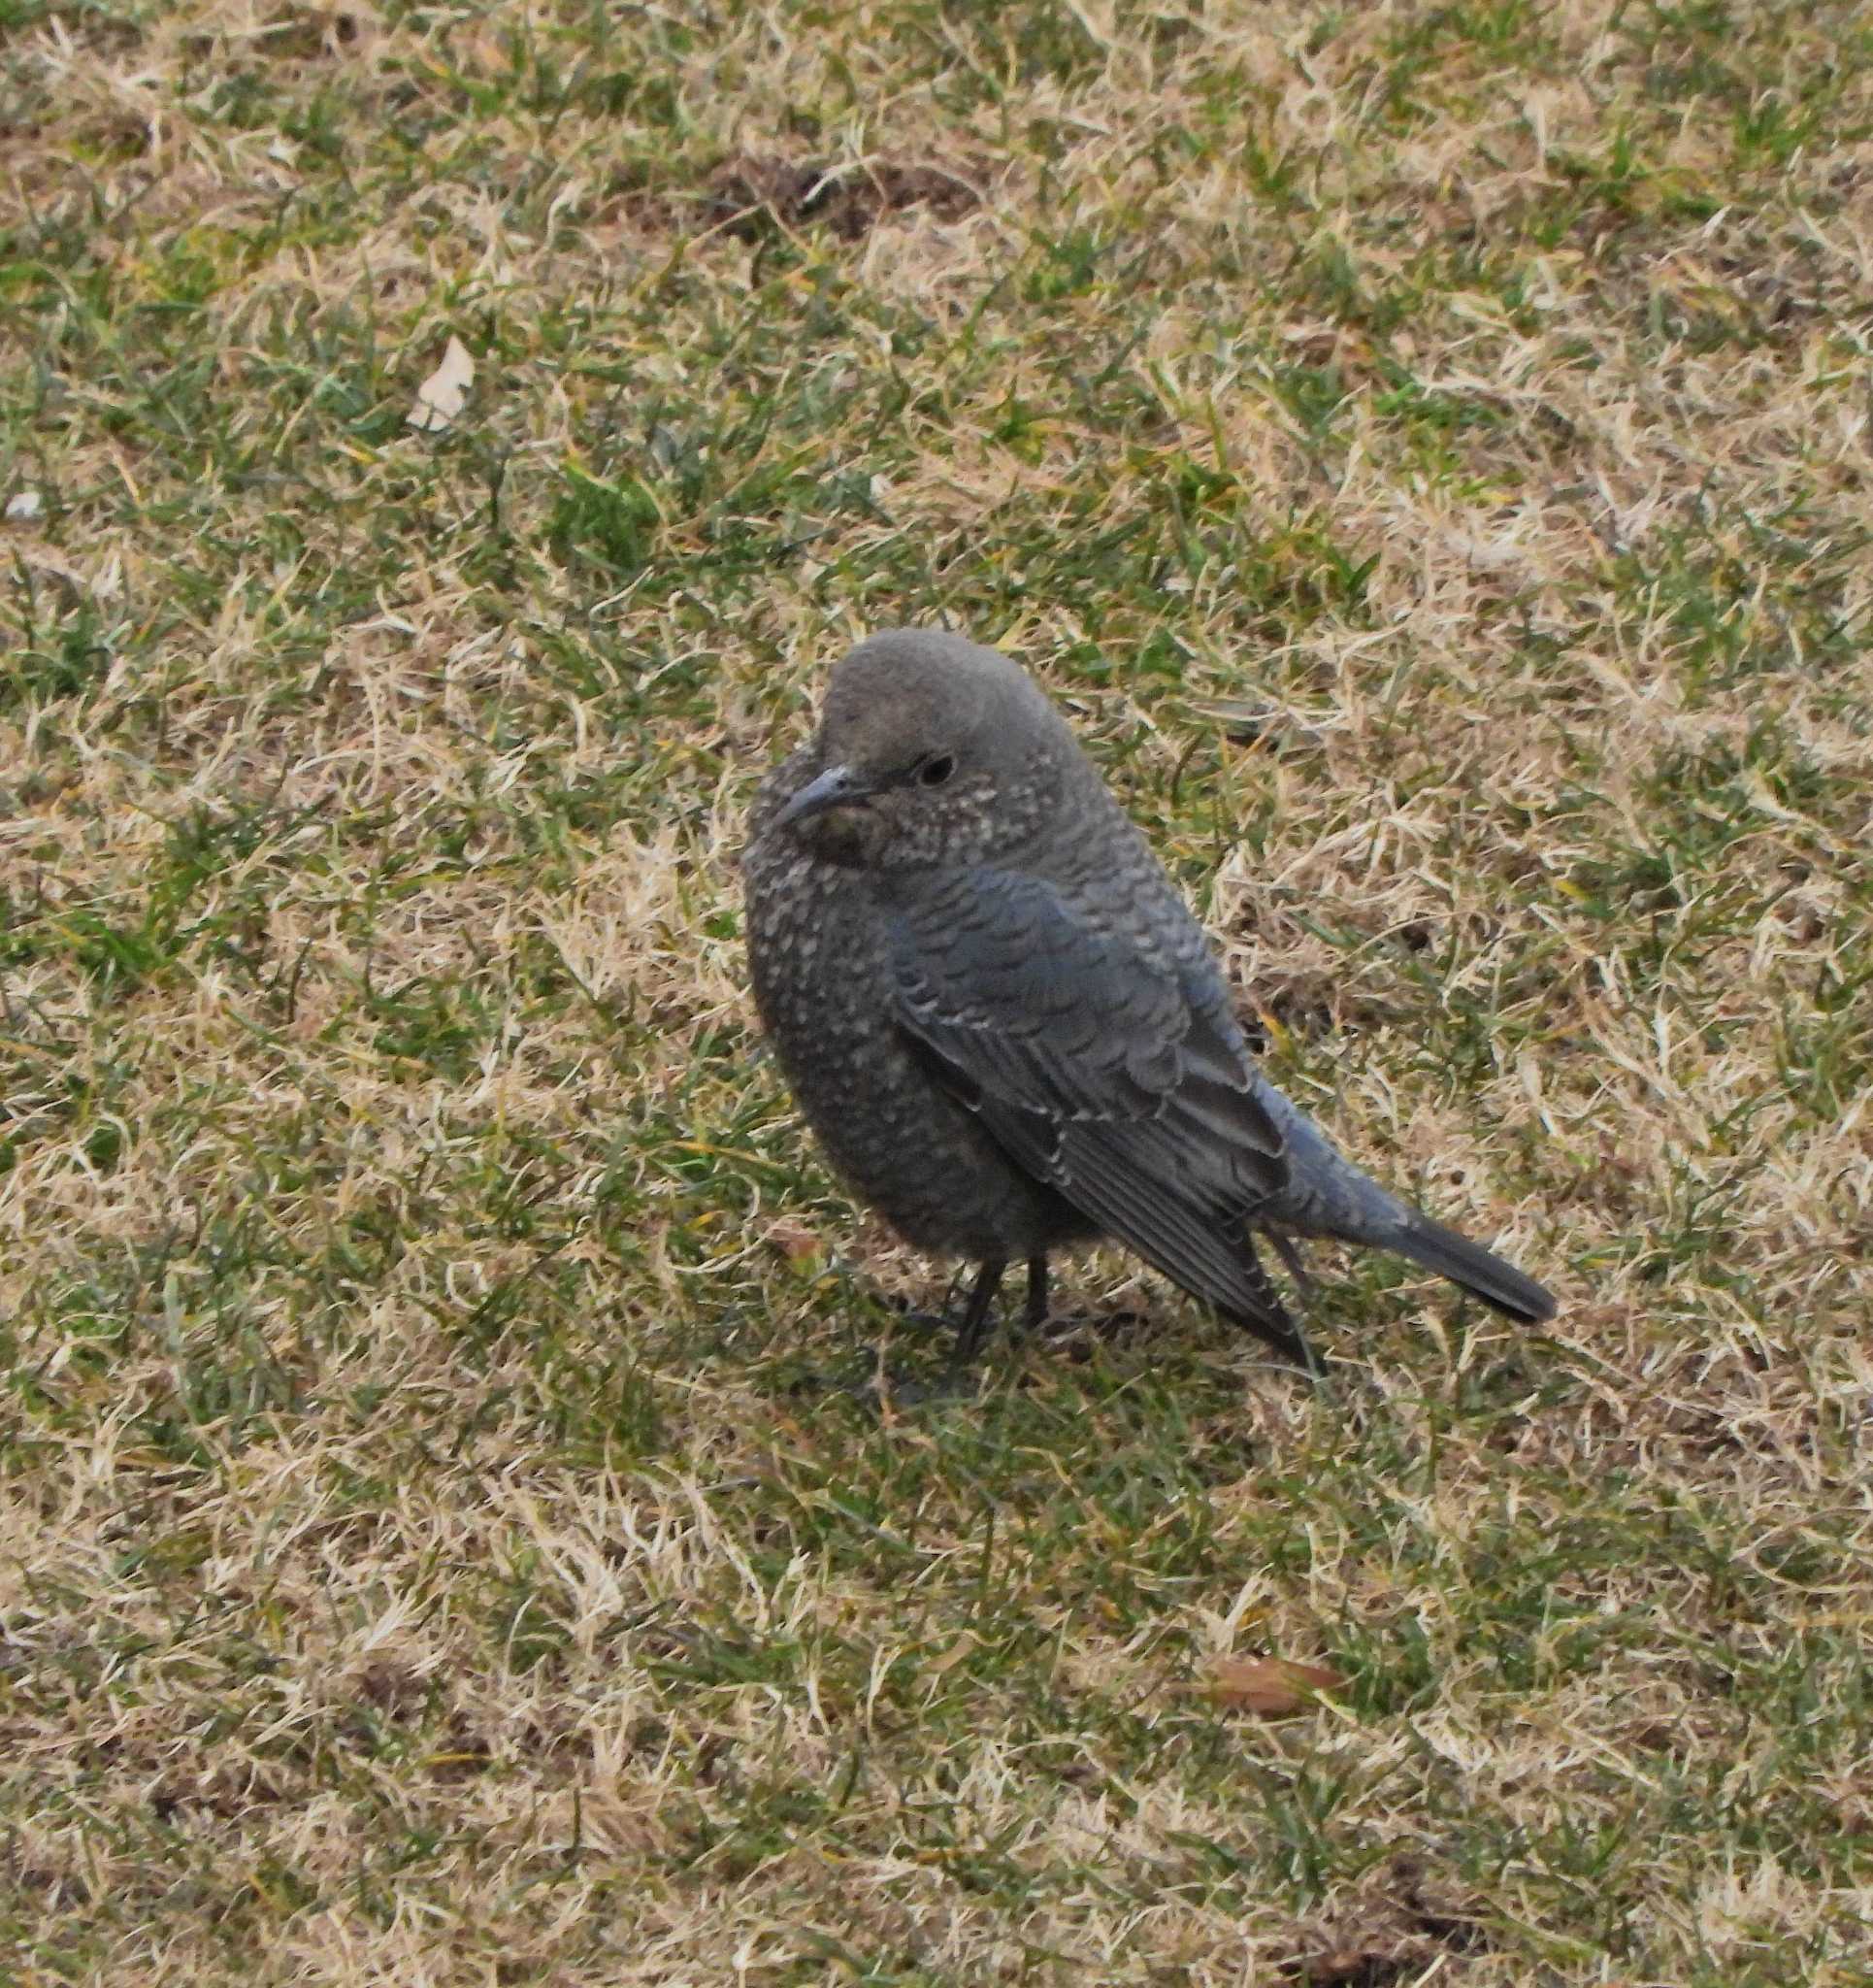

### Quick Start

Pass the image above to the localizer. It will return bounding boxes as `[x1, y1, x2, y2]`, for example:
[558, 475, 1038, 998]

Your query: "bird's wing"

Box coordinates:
[885, 868, 1306, 1359]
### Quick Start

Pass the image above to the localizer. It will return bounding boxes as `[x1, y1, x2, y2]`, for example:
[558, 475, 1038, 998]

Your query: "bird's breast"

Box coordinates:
[743, 838, 1087, 1261]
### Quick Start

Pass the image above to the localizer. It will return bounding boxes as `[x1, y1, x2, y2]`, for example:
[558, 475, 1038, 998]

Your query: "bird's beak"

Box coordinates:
[772, 763, 876, 833]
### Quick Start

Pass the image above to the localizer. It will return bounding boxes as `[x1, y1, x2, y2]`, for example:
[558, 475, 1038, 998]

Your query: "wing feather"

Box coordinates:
[887, 868, 1310, 1363]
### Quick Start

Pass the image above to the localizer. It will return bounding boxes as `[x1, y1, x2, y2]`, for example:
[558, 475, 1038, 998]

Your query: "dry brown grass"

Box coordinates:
[3, 0, 1871, 1982]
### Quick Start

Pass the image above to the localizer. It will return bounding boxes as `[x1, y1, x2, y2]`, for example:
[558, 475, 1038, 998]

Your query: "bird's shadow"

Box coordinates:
[783, 1273, 1319, 1416]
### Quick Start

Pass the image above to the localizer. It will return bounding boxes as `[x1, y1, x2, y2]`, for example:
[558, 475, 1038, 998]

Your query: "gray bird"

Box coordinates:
[741, 628, 1557, 1371]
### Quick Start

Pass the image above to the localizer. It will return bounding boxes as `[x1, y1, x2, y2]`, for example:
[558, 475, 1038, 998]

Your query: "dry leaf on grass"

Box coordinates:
[1206, 1655, 1347, 1716]
[407, 336, 475, 432]
[766, 1220, 824, 1264]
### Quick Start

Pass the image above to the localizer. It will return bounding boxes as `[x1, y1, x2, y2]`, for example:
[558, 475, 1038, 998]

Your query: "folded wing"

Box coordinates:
[886, 867, 1312, 1365]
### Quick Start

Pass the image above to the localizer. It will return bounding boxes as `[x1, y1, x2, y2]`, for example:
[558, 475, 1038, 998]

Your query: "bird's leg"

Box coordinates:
[949, 1256, 1008, 1364]
[1023, 1254, 1049, 1335]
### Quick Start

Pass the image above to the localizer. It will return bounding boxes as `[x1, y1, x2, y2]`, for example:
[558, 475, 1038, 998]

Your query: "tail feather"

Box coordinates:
[1388, 1212, 1557, 1324]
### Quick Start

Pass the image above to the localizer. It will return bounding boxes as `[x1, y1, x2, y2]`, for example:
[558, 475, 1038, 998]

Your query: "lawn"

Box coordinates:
[2, 1, 1871, 1982]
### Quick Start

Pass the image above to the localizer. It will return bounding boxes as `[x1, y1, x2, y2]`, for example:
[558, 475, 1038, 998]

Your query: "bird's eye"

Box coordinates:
[917, 754, 956, 788]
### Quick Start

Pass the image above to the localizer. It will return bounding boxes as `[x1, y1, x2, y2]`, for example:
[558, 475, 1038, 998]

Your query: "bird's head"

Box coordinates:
[771, 629, 1083, 870]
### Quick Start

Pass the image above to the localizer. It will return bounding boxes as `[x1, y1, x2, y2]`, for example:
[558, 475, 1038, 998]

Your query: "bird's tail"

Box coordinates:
[1386, 1210, 1557, 1324]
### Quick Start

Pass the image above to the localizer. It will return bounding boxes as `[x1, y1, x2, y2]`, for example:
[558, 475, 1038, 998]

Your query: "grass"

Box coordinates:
[2, 0, 1871, 1981]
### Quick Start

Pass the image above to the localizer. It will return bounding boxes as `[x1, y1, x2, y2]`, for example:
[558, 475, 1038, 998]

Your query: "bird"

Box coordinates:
[740, 627, 1557, 1373]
